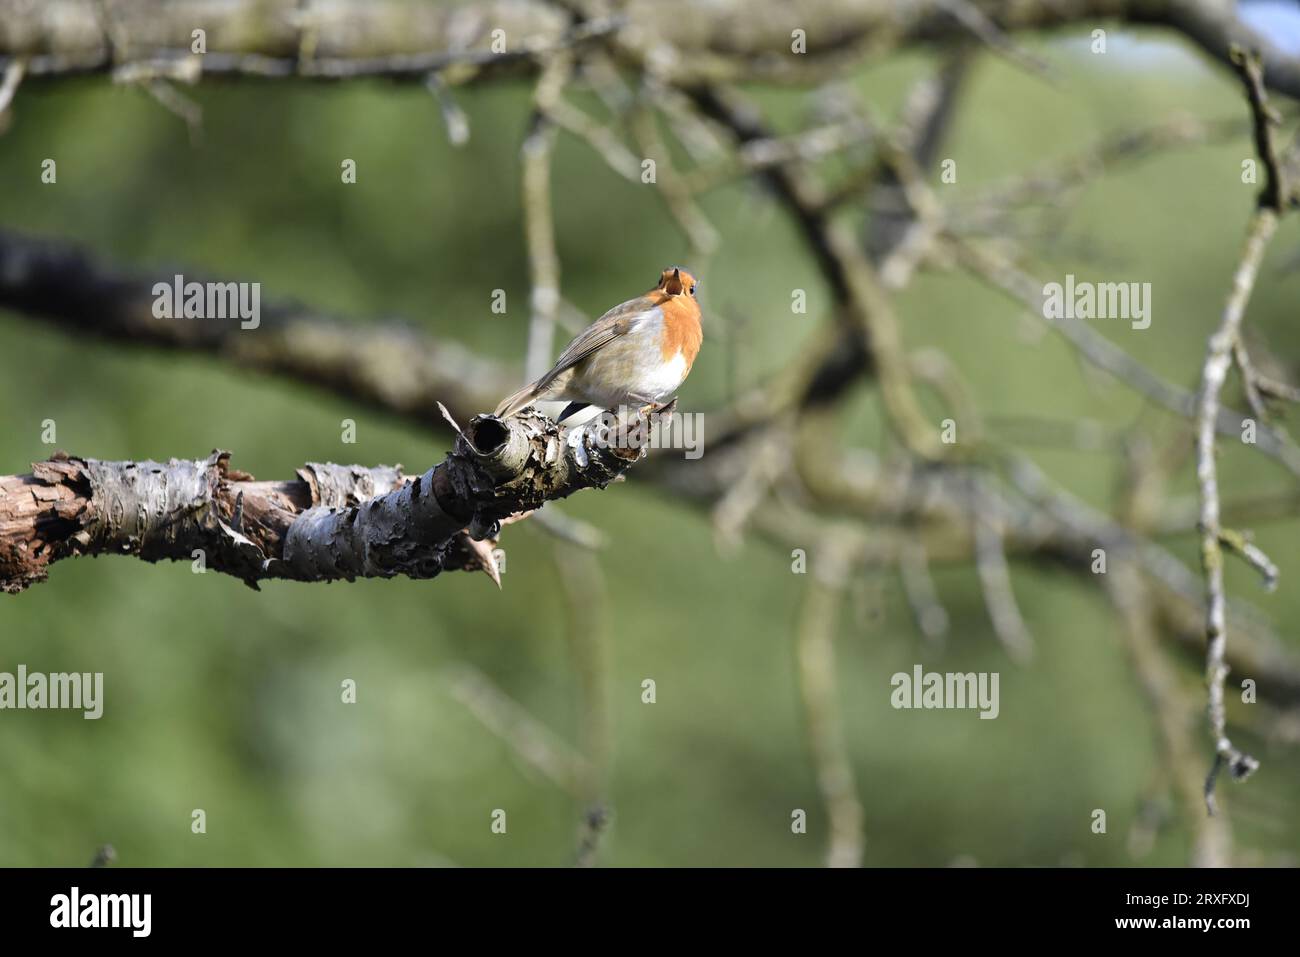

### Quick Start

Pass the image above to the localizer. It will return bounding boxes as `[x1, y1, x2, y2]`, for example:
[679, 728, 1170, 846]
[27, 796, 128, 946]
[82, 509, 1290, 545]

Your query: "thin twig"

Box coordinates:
[0, 55, 26, 115]
[544, 98, 641, 180]
[795, 535, 865, 867]
[141, 79, 203, 144]
[1105, 565, 1232, 866]
[970, 475, 1035, 664]
[521, 54, 573, 381]
[632, 78, 719, 258]
[426, 71, 470, 146]
[1218, 528, 1279, 592]
[1197, 48, 1290, 814]
[1232, 339, 1271, 422]
[447, 662, 593, 798]
[1196, 210, 1276, 813]
[554, 542, 613, 866]
[934, 0, 1053, 77]
[898, 540, 949, 645]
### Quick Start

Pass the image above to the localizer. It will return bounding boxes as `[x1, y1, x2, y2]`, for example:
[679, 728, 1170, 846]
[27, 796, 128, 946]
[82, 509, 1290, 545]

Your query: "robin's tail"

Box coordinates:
[494, 380, 547, 418]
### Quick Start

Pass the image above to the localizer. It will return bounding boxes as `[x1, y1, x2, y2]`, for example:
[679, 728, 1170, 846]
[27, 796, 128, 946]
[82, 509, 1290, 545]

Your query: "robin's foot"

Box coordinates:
[632, 395, 677, 417]
[623, 393, 657, 417]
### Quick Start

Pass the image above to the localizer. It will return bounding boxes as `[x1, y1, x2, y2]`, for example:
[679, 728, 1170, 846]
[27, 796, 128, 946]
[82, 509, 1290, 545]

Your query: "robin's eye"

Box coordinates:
[690, 284, 697, 296]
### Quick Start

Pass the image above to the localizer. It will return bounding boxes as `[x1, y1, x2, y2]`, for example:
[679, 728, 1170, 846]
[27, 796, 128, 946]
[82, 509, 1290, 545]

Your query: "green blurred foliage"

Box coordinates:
[1, 28, 1298, 866]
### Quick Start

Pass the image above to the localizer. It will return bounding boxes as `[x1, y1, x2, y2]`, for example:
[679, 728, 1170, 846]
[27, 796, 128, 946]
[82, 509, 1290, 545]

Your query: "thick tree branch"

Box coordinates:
[0, 409, 653, 593]
[0, 228, 512, 427]
[7, 0, 1300, 104]
[6, 0, 1300, 100]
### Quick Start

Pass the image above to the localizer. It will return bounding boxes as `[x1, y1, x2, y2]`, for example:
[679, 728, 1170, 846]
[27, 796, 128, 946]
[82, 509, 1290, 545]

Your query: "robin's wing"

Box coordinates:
[537, 298, 660, 389]
[494, 296, 664, 417]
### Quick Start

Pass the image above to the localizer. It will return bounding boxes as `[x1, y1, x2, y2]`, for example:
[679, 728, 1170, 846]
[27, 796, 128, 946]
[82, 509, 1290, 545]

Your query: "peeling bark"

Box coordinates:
[0, 409, 649, 593]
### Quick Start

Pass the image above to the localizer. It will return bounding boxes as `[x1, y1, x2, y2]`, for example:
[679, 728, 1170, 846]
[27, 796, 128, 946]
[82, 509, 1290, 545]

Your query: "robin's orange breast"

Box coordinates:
[659, 296, 703, 371]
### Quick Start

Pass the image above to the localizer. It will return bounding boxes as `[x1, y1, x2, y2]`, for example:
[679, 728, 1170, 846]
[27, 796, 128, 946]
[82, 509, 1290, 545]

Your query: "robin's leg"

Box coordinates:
[655, 396, 678, 415]
[631, 394, 676, 417]
[627, 393, 667, 417]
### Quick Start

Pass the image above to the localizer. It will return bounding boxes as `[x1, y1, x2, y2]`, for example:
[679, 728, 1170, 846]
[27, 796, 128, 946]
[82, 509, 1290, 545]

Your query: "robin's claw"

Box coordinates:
[637, 397, 677, 417]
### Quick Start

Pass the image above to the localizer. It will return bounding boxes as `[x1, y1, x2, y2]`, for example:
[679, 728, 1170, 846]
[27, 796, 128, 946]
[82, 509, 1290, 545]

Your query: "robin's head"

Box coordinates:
[657, 266, 698, 299]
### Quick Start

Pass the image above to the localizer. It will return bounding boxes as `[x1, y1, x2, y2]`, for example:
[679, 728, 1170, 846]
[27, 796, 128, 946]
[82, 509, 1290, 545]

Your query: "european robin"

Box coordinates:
[494, 266, 703, 422]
